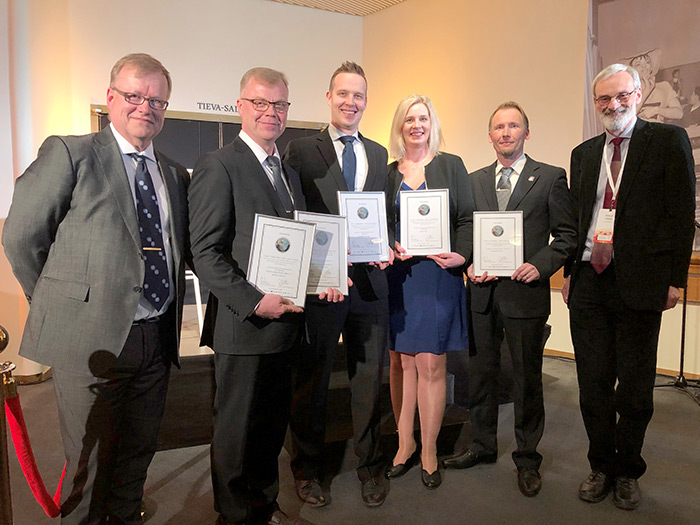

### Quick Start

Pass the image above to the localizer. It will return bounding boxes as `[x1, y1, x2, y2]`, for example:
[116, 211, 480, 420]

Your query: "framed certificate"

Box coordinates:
[399, 189, 450, 256]
[473, 211, 524, 277]
[337, 191, 390, 263]
[294, 211, 349, 295]
[246, 214, 316, 307]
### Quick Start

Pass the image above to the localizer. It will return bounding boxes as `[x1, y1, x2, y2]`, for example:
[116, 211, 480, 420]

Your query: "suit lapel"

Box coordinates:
[94, 127, 141, 252]
[616, 119, 651, 212]
[507, 156, 539, 210]
[234, 137, 292, 218]
[580, 133, 606, 231]
[359, 132, 379, 192]
[476, 163, 499, 211]
[317, 131, 347, 191]
[156, 154, 184, 268]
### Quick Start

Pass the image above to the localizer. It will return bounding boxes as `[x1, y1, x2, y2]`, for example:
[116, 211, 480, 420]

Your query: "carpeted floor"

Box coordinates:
[5, 305, 700, 524]
[6, 356, 700, 524]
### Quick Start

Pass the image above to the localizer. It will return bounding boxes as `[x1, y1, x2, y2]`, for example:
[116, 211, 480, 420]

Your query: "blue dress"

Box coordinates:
[388, 181, 468, 354]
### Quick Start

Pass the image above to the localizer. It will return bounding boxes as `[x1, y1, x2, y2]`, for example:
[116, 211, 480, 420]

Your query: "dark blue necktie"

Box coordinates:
[131, 154, 169, 310]
[339, 135, 356, 191]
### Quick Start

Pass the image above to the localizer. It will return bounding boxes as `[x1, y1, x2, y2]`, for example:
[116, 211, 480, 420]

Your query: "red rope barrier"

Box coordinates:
[5, 396, 64, 518]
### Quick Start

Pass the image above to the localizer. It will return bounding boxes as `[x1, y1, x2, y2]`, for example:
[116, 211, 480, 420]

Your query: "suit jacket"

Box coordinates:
[386, 152, 475, 266]
[283, 129, 390, 305]
[568, 118, 696, 311]
[469, 155, 577, 318]
[2, 126, 190, 374]
[188, 135, 306, 354]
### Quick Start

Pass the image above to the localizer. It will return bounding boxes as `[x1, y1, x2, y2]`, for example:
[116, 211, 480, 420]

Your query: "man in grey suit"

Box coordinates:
[3, 53, 189, 524]
[188, 67, 322, 525]
[443, 102, 577, 497]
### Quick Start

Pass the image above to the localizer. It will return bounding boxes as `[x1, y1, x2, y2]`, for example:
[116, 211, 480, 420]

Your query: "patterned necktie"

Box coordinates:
[266, 156, 293, 212]
[131, 154, 169, 310]
[339, 135, 356, 191]
[496, 167, 513, 211]
[590, 137, 624, 274]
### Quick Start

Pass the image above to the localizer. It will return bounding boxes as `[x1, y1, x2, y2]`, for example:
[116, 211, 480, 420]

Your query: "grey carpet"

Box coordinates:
[6, 357, 700, 524]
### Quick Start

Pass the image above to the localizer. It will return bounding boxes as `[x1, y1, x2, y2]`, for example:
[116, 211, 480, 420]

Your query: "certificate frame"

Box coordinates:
[399, 188, 450, 256]
[294, 210, 349, 295]
[337, 191, 390, 263]
[473, 211, 524, 277]
[247, 214, 315, 307]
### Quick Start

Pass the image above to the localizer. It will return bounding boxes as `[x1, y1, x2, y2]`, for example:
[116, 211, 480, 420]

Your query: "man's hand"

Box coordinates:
[319, 287, 345, 303]
[368, 245, 394, 270]
[561, 276, 570, 305]
[427, 252, 466, 270]
[467, 263, 498, 284]
[254, 294, 303, 319]
[511, 262, 540, 283]
[663, 286, 681, 311]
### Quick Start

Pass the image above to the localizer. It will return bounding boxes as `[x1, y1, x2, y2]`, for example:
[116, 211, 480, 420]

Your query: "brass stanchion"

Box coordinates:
[0, 325, 15, 525]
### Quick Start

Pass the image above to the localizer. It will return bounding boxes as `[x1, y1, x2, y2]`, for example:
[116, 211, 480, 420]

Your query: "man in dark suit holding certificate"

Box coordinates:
[443, 102, 577, 498]
[188, 67, 316, 525]
[3, 53, 189, 524]
[283, 62, 390, 508]
[564, 63, 695, 510]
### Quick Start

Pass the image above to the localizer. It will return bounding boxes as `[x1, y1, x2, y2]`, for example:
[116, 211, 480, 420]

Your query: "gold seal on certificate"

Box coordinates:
[473, 211, 524, 276]
[246, 214, 316, 307]
[294, 211, 349, 295]
[337, 191, 390, 263]
[399, 189, 450, 256]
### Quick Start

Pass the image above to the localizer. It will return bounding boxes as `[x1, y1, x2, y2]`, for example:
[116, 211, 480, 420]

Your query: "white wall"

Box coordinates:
[0, 0, 362, 374]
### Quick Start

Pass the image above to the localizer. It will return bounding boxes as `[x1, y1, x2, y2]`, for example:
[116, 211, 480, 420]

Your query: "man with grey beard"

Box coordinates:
[563, 63, 695, 510]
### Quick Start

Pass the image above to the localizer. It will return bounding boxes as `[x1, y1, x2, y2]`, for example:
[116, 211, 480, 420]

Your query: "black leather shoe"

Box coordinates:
[613, 476, 641, 510]
[517, 467, 541, 497]
[578, 470, 612, 503]
[361, 476, 388, 507]
[385, 448, 420, 479]
[421, 468, 442, 490]
[442, 449, 497, 469]
[265, 509, 315, 525]
[294, 479, 327, 507]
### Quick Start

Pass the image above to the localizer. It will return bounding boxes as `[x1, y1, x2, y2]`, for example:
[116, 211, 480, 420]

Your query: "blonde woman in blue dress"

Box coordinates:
[385, 94, 474, 489]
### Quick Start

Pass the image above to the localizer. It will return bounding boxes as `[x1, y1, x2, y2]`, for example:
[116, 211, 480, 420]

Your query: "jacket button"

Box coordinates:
[133, 286, 142, 293]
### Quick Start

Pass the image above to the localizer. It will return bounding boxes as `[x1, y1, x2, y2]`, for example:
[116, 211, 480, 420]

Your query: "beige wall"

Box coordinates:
[361, 0, 589, 171]
[361, 0, 700, 374]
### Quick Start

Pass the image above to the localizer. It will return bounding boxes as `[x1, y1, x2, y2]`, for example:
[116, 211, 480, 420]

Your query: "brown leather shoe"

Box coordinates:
[578, 470, 612, 503]
[361, 476, 388, 507]
[294, 479, 327, 507]
[517, 467, 541, 497]
[612, 476, 641, 510]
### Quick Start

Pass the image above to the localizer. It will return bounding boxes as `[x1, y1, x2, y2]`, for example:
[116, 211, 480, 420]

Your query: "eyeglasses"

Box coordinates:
[111, 87, 169, 110]
[594, 90, 637, 107]
[241, 98, 291, 113]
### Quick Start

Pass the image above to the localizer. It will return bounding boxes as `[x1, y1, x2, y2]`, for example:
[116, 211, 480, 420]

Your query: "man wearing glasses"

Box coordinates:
[188, 68, 317, 525]
[563, 63, 695, 510]
[3, 53, 190, 523]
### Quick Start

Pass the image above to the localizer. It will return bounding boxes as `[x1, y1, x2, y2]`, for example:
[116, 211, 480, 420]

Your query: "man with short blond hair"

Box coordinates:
[3, 53, 189, 524]
[188, 67, 311, 525]
[283, 61, 390, 508]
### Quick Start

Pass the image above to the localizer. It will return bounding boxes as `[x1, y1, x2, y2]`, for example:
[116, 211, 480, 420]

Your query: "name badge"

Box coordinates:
[593, 208, 615, 244]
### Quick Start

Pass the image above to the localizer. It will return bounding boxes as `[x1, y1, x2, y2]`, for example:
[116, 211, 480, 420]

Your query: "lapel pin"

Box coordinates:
[528, 176, 535, 182]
